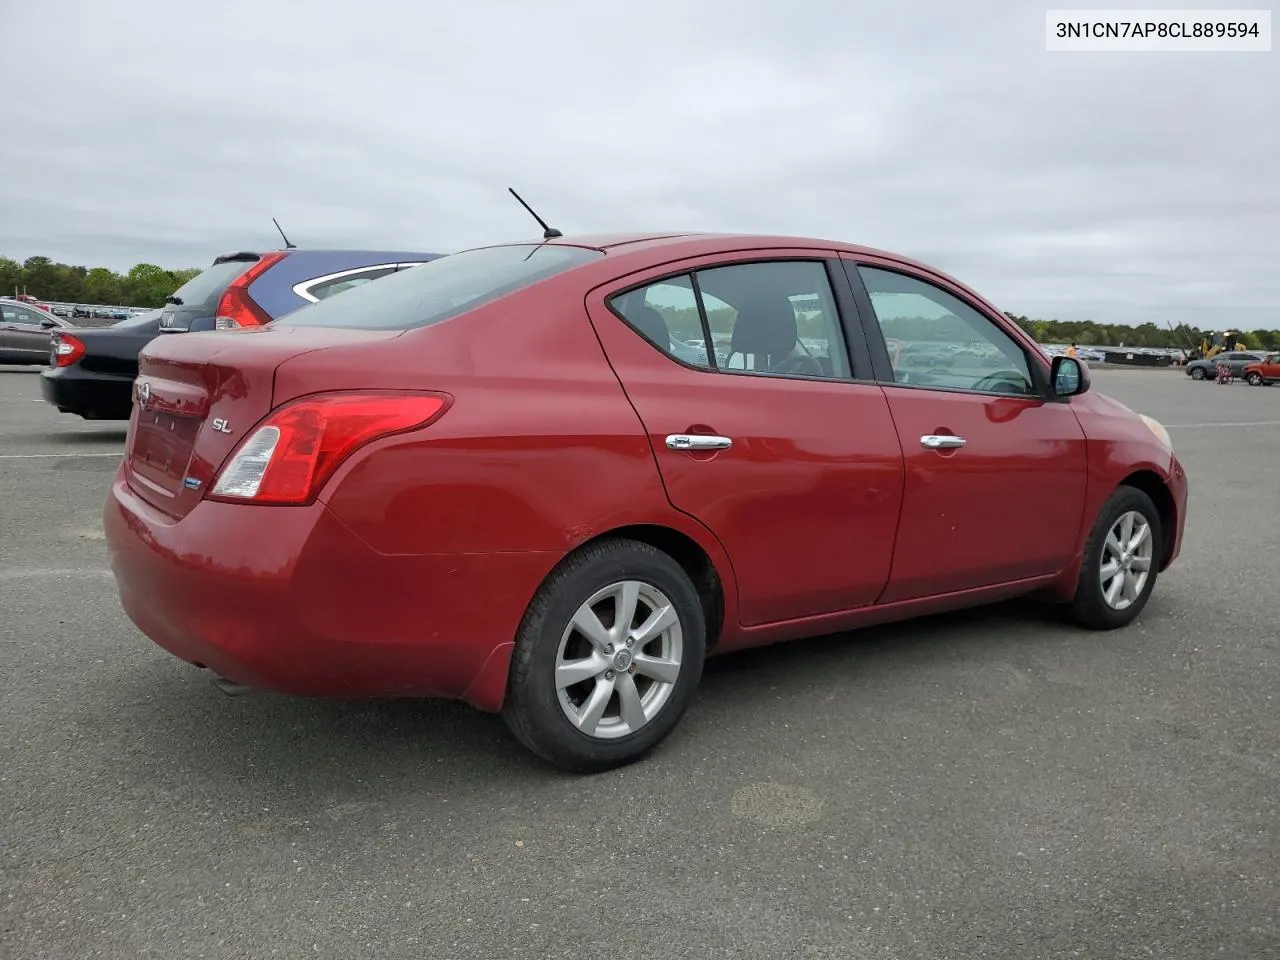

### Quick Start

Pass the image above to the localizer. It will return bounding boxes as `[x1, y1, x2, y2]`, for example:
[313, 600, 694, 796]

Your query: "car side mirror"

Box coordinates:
[1050, 355, 1089, 397]
[39, 317, 59, 329]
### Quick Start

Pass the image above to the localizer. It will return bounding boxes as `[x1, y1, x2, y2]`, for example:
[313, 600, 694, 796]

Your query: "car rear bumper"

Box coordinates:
[103, 468, 553, 710]
[41, 366, 135, 418]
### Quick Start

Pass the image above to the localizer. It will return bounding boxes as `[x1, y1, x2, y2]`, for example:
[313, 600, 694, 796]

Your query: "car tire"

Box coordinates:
[501, 538, 706, 772]
[1068, 485, 1164, 631]
[1190, 367, 1207, 380]
[1246, 372, 1263, 386]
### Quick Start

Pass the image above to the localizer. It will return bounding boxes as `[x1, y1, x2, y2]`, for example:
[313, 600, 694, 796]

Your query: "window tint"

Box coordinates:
[858, 266, 1035, 396]
[610, 275, 712, 369]
[306, 266, 399, 302]
[608, 260, 852, 381]
[169, 259, 257, 311]
[283, 244, 603, 331]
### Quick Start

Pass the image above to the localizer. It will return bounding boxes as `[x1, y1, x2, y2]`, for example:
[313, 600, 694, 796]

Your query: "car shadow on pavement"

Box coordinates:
[99, 597, 1085, 807]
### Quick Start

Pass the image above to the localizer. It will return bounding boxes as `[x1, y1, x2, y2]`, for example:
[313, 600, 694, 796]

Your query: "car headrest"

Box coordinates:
[628, 304, 670, 347]
[731, 300, 797, 356]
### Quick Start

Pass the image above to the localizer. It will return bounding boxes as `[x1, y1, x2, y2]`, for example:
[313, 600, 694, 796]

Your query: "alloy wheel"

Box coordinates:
[554, 580, 683, 739]
[1099, 510, 1154, 611]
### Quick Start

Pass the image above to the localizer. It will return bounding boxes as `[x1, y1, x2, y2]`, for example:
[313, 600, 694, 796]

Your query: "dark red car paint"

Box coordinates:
[104, 233, 1188, 712]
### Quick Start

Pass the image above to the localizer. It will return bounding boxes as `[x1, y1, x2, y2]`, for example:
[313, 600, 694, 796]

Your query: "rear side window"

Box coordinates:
[169, 259, 257, 311]
[608, 260, 854, 380]
[282, 244, 604, 331]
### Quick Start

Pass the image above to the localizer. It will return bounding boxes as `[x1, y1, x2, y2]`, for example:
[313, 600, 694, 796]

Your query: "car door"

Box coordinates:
[1229, 352, 1261, 375]
[585, 252, 906, 627]
[841, 257, 1089, 603]
[0, 302, 56, 360]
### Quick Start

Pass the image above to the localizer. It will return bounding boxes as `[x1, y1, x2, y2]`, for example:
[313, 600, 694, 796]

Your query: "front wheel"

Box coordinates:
[502, 539, 706, 772]
[1069, 486, 1164, 630]
[1190, 366, 1207, 380]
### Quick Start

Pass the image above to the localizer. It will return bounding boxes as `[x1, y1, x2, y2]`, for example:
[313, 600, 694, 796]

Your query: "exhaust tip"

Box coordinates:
[210, 675, 254, 697]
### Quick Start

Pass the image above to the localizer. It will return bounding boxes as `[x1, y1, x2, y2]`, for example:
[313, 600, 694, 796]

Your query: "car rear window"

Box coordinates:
[168, 258, 257, 312]
[280, 244, 603, 331]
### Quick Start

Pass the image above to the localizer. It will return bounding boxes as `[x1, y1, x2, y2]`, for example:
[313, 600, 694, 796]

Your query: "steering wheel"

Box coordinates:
[772, 354, 824, 377]
[971, 371, 1030, 395]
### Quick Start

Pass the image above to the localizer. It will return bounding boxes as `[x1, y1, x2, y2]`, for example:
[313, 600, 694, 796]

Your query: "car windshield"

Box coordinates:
[280, 244, 603, 331]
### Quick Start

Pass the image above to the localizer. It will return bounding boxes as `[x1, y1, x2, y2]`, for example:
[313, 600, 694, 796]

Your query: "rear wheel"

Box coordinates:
[502, 539, 706, 772]
[1069, 486, 1163, 630]
[1246, 372, 1264, 386]
[1190, 366, 1207, 380]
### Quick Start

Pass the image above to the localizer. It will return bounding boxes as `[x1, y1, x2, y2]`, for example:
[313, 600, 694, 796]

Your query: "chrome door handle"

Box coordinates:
[666, 434, 733, 451]
[920, 434, 966, 449]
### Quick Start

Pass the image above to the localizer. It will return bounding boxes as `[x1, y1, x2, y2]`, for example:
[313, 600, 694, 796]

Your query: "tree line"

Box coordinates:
[4, 254, 1277, 351]
[2, 256, 201, 310]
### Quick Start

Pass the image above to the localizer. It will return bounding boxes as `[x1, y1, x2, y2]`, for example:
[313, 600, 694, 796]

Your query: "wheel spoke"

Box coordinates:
[632, 653, 681, 684]
[575, 676, 615, 735]
[615, 673, 646, 732]
[1130, 555, 1152, 572]
[1104, 532, 1124, 560]
[631, 603, 678, 647]
[1121, 570, 1141, 603]
[614, 581, 642, 639]
[556, 654, 604, 690]
[1119, 512, 1135, 544]
[1104, 572, 1125, 606]
[1100, 560, 1122, 581]
[571, 605, 613, 653]
[1129, 521, 1151, 553]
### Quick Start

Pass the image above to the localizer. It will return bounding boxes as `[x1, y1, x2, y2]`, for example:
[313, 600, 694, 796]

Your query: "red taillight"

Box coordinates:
[213, 252, 287, 330]
[53, 333, 85, 368]
[208, 391, 451, 505]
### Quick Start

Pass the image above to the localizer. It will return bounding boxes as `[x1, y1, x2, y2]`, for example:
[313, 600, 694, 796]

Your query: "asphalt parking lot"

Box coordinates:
[1, 364, 1276, 960]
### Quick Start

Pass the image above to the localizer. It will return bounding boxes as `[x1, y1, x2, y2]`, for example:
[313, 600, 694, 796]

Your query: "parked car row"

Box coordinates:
[100, 230, 1189, 772]
[37, 246, 443, 419]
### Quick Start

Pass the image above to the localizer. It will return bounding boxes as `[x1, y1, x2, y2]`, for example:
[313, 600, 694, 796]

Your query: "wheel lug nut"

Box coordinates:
[626, 638, 634, 648]
[605, 670, 615, 680]
[606, 644, 614, 654]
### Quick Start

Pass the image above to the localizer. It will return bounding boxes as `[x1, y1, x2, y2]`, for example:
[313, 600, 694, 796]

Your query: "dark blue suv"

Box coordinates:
[158, 247, 443, 333]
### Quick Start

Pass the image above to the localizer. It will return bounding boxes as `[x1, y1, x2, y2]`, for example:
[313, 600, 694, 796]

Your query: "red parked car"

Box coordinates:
[104, 233, 1189, 771]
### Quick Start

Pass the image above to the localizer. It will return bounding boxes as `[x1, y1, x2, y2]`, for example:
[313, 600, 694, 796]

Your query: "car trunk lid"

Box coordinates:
[126, 325, 404, 518]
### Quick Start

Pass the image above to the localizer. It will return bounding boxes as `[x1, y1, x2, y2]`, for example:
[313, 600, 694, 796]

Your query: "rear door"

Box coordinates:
[586, 252, 905, 627]
[840, 257, 1088, 602]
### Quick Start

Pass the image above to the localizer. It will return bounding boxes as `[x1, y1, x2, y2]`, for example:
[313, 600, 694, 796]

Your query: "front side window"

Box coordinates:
[283, 244, 603, 331]
[608, 260, 853, 381]
[858, 266, 1036, 397]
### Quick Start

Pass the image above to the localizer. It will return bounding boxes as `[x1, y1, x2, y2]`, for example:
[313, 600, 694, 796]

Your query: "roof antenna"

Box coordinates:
[508, 187, 562, 239]
[272, 217, 297, 249]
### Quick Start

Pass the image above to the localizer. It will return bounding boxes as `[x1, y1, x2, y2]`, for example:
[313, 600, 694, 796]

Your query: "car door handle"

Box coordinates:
[666, 434, 733, 451]
[920, 434, 966, 449]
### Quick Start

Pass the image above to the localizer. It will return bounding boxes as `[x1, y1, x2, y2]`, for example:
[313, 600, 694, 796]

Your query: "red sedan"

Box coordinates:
[104, 233, 1189, 771]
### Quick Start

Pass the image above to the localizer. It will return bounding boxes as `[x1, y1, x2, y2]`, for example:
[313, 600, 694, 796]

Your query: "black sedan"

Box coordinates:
[40, 309, 163, 420]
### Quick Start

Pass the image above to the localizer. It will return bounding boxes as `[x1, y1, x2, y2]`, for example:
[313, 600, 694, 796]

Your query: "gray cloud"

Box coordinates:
[2, 0, 1276, 327]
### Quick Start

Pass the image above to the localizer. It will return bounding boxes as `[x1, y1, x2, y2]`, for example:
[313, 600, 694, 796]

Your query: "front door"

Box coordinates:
[586, 254, 906, 627]
[844, 259, 1089, 603]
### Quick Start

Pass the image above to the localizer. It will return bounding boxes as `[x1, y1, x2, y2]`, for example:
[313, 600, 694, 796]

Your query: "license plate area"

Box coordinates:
[130, 410, 203, 490]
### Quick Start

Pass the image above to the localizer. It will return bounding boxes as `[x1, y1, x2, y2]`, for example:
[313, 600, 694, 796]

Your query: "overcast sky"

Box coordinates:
[3, 0, 1276, 327]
